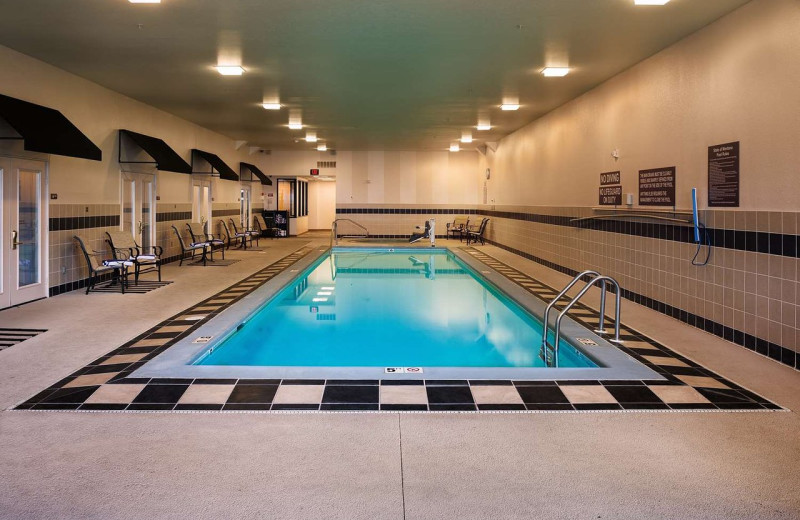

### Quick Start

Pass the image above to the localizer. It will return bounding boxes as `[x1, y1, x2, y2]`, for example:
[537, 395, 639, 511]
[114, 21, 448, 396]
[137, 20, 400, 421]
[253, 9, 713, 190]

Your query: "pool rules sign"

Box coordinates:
[639, 167, 676, 206]
[708, 141, 740, 207]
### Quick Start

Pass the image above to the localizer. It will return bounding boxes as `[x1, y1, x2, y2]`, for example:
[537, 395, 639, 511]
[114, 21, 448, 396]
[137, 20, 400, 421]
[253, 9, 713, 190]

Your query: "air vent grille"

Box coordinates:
[316, 161, 336, 168]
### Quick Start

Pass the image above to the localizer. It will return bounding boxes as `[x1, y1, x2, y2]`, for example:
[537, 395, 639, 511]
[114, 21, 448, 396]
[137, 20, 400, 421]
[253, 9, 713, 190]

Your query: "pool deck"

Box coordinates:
[1, 233, 799, 518]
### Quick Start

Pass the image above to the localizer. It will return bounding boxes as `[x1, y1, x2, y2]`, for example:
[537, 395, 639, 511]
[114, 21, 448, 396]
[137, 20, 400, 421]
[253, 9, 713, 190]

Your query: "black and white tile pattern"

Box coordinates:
[13, 247, 783, 413]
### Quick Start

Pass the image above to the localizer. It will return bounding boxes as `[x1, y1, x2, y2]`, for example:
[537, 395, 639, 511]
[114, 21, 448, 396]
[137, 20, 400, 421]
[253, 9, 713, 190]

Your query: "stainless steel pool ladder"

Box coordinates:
[331, 218, 369, 246]
[541, 271, 622, 366]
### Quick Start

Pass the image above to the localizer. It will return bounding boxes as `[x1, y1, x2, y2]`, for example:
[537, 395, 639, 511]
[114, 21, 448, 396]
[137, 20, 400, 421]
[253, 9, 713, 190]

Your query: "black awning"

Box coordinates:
[191, 149, 239, 181]
[240, 162, 272, 185]
[0, 93, 102, 161]
[119, 130, 192, 174]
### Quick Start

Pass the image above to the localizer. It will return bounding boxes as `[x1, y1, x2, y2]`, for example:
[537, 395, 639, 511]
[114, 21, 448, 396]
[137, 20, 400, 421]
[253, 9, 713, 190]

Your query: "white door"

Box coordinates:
[120, 172, 156, 248]
[0, 157, 48, 308]
[240, 186, 251, 229]
[192, 180, 211, 225]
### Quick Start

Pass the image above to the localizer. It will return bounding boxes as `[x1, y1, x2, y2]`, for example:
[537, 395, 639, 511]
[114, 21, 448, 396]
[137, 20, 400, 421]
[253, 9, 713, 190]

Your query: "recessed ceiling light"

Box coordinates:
[500, 104, 520, 111]
[306, 132, 317, 143]
[288, 122, 303, 130]
[542, 67, 570, 77]
[317, 144, 327, 151]
[461, 133, 473, 144]
[215, 66, 244, 76]
[262, 103, 281, 110]
[449, 144, 460, 152]
[477, 123, 491, 131]
[634, 0, 670, 4]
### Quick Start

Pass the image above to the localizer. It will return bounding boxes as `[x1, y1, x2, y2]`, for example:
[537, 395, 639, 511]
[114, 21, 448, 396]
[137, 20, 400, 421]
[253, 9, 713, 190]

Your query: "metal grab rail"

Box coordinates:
[541, 271, 623, 366]
[331, 218, 369, 246]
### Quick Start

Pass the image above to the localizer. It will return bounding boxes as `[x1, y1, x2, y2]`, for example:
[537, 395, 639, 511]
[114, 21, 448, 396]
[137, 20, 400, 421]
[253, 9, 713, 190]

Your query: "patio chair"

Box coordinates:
[105, 229, 162, 284]
[254, 214, 279, 239]
[187, 222, 225, 259]
[219, 220, 248, 250]
[74, 234, 132, 294]
[229, 218, 260, 248]
[172, 225, 210, 266]
[446, 216, 469, 241]
[465, 218, 489, 246]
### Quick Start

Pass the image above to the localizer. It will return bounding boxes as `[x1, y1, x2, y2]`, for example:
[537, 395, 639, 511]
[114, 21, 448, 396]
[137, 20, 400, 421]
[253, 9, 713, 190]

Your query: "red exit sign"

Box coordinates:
[310, 168, 319, 176]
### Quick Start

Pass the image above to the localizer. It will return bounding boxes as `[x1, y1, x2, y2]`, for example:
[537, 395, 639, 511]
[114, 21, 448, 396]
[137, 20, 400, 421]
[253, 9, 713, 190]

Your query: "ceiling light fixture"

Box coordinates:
[262, 102, 281, 110]
[317, 144, 327, 151]
[288, 120, 303, 130]
[477, 123, 491, 131]
[634, 0, 670, 4]
[542, 67, 570, 77]
[449, 144, 460, 152]
[306, 132, 317, 143]
[500, 104, 520, 111]
[215, 66, 245, 76]
[461, 132, 473, 144]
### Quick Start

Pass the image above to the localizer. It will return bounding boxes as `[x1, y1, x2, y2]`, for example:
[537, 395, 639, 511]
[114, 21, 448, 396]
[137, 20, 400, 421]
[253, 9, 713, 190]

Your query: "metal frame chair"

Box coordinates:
[105, 230, 162, 284]
[172, 225, 210, 266]
[74, 234, 131, 293]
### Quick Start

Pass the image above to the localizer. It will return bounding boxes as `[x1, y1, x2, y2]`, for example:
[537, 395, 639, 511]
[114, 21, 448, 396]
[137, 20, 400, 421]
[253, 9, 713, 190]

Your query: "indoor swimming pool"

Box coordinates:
[135, 248, 660, 381]
[196, 249, 595, 368]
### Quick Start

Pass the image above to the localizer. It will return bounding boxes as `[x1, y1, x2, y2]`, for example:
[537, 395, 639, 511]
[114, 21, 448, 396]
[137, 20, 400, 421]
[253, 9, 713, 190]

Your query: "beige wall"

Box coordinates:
[480, 0, 800, 212]
[264, 150, 482, 205]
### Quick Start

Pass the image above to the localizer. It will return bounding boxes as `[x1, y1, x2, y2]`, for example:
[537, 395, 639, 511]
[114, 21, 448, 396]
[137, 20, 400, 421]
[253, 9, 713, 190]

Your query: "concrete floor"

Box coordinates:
[1, 236, 799, 519]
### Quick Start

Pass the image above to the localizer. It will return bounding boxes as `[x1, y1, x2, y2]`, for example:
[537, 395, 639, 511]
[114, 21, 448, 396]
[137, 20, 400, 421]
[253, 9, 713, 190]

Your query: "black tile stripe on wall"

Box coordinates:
[484, 237, 799, 372]
[337, 208, 478, 215]
[478, 209, 799, 259]
[49, 215, 120, 231]
[212, 209, 240, 217]
[337, 207, 799, 258]
[155, 211, 192, 222]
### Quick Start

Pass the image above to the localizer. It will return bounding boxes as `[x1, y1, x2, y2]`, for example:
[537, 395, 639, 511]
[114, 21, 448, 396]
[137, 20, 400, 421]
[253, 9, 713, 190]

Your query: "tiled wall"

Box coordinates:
[336, 205, 478, 238]
[49, 202, 264, 295]
[335, 204, 800, 372]
[49, 204, 121, 294]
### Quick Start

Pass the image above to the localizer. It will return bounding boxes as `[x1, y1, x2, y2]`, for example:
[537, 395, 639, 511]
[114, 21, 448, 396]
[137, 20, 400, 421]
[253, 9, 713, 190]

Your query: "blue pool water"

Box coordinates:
[196, 249, 597, 368]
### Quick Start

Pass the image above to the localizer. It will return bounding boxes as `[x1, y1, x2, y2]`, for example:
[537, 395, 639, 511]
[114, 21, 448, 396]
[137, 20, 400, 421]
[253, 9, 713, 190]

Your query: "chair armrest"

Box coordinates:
[112, 246, 136, 260]
[148, 245, 164, 256]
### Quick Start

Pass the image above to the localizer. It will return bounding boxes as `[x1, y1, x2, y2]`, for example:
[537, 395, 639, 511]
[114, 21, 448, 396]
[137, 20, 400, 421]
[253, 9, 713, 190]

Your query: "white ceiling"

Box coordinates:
[0, 0, 751, 151]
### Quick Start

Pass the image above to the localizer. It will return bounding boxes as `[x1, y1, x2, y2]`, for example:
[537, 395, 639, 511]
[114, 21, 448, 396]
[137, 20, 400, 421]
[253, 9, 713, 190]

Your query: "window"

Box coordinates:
[277, 178, 308, 218]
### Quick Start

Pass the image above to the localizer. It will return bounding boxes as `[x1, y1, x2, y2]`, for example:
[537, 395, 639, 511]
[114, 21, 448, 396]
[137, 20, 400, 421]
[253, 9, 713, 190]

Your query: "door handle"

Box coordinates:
[12, 230, 24, 250]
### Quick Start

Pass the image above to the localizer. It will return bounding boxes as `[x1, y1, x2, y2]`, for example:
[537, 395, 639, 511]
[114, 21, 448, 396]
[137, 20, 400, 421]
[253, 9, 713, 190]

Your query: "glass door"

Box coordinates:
[120, 172, 156, 248]
[0, 157, 48, 308]
[192, 180, 211, 226]
[240, 186, 251, 230]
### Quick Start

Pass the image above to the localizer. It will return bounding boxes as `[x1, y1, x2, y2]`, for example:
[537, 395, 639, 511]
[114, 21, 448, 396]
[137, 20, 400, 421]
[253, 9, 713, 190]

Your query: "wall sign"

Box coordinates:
[600, 171, 620, 186]
[639, 167, 676, 206]
[599, 186, 622, 206]
[310, 168, 319, 176]
[708, 141, 739, 207]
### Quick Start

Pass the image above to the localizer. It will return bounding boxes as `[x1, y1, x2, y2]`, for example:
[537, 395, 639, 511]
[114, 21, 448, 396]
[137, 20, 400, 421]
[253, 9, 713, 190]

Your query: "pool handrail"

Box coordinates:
[542, 271, 622, 367]
[331, 218, 369, 246]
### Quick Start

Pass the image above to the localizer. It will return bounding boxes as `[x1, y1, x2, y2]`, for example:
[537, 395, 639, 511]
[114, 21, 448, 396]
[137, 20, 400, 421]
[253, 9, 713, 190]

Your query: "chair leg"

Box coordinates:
[86, 272, 93, 294]
[157, 262, 162, 282]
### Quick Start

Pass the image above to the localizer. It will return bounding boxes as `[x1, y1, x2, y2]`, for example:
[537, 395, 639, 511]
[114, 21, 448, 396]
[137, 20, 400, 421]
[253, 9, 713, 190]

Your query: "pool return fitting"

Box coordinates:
[541, 271, 622, 367]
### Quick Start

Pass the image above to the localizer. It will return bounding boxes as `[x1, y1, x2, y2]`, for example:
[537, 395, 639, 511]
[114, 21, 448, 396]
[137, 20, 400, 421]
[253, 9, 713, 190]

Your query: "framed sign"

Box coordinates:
[599, 186, 622, 206]
[708, 141, 739, 207]
[600, 171, 620, 186]
[639, 167, 675, 206]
